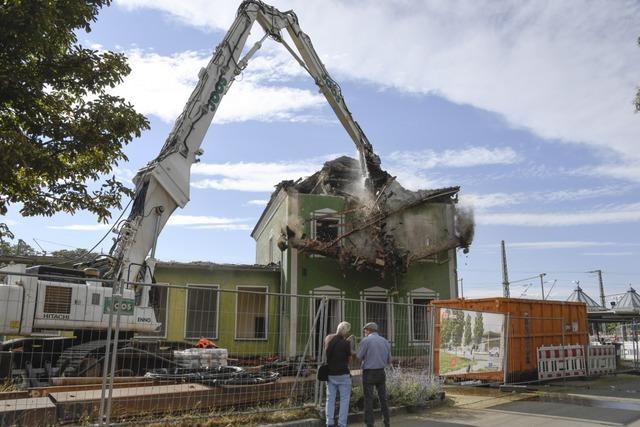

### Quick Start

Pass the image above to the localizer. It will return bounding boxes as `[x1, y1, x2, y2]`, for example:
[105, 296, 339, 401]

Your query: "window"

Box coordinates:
[411, 298, 431, 341]
[185, 285, 219, 339]
[236, 286, 268, 340]
[364, 297, 389, 338]
[91, 293, 101, 306]
[311, 209, 341, 243]
[316, 217, 339, 242]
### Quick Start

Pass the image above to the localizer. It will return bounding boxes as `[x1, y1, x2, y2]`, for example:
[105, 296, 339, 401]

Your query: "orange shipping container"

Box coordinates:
[432, 298, 589, 382]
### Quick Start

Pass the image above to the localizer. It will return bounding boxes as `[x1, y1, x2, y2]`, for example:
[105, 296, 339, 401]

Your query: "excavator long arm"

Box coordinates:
[106, 1, 379, 293]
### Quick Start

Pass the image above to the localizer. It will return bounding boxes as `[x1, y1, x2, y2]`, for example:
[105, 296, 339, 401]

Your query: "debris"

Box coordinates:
[276, 156, 475, 277]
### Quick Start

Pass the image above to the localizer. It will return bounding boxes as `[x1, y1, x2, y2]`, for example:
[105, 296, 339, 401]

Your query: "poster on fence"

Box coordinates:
[438, 308, 505, 375]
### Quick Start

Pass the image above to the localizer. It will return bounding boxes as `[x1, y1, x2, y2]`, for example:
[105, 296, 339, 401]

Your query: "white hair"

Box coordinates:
[336, 321, 351, 336]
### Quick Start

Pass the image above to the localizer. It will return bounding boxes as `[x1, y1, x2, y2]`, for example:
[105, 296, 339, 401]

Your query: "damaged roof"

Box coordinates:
[252, 156, 460, 237]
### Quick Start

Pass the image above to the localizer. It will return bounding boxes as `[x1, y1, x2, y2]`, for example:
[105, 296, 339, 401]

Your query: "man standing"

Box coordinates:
[357, 322, 391, 427]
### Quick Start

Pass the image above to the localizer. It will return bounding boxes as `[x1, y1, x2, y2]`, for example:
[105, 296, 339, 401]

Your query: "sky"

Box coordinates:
[4, 0, 640, 303]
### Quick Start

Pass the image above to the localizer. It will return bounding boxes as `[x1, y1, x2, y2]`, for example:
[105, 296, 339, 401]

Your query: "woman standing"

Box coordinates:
[325, 321, 353, 427]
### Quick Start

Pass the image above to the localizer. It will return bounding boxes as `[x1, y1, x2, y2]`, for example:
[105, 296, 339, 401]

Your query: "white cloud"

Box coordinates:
[2, 219, 18, 226]
[49, 215, 252, 231]
[508, 241, 625, 250]
[582, 252, 634, 256]
[49, 224, 111, 231]
[462, 186, 633, 210]
[384, 146, 519, 190]
[575, 162, 640, 183]
[115, 0, 640, 163]
[476, 203, 640, 226]
[191, 159, 322, 192]
[167, 215, 251, 230]
[389, 147, 520, 170]
[111, 49, 326, 123]
[247, 199, 269, 206]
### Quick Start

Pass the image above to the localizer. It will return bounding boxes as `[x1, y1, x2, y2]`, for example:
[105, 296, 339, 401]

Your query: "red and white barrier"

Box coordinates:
[586, 344, 616, 375]
[537, 345, 586, 380]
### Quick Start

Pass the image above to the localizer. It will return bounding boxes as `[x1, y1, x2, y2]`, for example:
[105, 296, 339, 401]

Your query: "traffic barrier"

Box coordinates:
[537, 344, 586, 380]
[586, 344, 615, 375]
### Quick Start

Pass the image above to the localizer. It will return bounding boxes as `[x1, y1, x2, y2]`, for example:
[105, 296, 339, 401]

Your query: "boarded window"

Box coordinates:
[185, 287, 219, 339]
[411, 298, 431, 341]
[364, 297, 389, 338]
[236, 286, 267, 339]
[43, 286, 72, 314]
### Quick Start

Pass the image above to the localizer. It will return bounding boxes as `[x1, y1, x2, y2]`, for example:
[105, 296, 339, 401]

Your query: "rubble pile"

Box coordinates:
[277, 156, 474, 277]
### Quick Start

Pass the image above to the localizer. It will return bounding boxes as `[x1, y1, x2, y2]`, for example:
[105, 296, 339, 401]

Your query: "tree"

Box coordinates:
[463, 314, 473, 346]
[440, 313, 452, 348]
[0, 239, 37, 256]
[451, 310, 465, 347]
[473, 312, 484, 345]
[50, 248, 99, 260]
[0, 0, 149, 240]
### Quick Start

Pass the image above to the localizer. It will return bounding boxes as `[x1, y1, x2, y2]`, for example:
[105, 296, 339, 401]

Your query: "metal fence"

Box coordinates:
[0, 274, 436, 426]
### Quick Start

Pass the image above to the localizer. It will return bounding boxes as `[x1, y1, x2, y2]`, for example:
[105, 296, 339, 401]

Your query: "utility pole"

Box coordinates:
[459, 278, 464, 299]
[539, 273, 546, 300]
[501, 240, 510, 298]
[588, 269, 605, 307]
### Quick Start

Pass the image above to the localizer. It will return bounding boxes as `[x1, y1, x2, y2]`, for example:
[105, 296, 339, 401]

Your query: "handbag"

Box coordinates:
[317, 336, 339, 382]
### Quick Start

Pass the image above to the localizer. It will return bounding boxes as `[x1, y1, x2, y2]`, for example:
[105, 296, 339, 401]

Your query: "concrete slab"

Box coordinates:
[490, 400, 640, 425]
[0, 396, 56, 427]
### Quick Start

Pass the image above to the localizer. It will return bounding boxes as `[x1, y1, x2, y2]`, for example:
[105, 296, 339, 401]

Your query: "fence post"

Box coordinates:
[502, 313, 510, 384]
[561, 317, 566, 385]
[105, 279, 125, 426]
[314, 297, 329, 409]
[429, 306, 435, 378]
[98, 278, 118, 426]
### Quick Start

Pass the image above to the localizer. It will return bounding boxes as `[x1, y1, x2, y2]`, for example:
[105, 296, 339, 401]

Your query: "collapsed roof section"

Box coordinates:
[269, 156, 474, 276]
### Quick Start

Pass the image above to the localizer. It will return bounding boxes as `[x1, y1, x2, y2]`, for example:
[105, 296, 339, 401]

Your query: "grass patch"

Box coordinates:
[115, 401, 316, 427]
[439, 352, 472, 374]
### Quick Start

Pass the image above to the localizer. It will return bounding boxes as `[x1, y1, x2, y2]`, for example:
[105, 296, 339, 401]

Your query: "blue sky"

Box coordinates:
[5, 0, 640, 303]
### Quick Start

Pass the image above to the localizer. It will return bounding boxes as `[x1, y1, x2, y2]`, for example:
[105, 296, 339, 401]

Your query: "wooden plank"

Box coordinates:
[50, 378, 315, 423]
[0, 397, 56, 427]
[50, 376, 150, 386]
[0, 391, 30, 401]
[30, 381, 157, 398]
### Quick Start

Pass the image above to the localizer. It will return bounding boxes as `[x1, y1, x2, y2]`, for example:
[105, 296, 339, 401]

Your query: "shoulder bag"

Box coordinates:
[317, 336, 339, 382]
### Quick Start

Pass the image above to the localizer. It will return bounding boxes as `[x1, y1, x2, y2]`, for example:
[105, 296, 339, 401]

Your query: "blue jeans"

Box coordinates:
[326, 374, 351, 427]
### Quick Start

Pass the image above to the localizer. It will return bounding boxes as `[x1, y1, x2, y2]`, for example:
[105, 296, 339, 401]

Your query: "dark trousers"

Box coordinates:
[362, 368, 389, 427]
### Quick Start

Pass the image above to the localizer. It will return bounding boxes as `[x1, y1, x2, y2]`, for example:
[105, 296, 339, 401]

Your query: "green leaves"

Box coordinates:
[0, 1, 149, 239]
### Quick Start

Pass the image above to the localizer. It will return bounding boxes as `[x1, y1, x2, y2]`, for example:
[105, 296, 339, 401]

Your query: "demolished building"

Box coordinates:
[250, 155, 474, 356]
[254, 155, 473, 279]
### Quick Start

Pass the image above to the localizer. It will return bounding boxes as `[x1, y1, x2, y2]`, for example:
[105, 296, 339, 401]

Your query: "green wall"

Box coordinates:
[154, 264, 280, 356]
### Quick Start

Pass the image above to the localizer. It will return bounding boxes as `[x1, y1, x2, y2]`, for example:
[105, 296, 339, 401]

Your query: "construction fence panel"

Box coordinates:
[0, 280, 436, 426]
[612, 322, 640, 369]
[586, 344, 616, 376]
[537, 344, 586, 380]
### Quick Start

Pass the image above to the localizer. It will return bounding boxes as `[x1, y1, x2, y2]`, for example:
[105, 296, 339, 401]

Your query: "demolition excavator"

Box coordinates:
[0, 1, 380, 383]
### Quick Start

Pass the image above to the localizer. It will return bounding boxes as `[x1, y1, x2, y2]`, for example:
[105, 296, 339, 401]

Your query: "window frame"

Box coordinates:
[183, 284, 220, 340]
[234, 285, 269, 341]
[407, 287, 437, 346]
[310, 208, 342, 242]
[360, 286, 394, 343]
